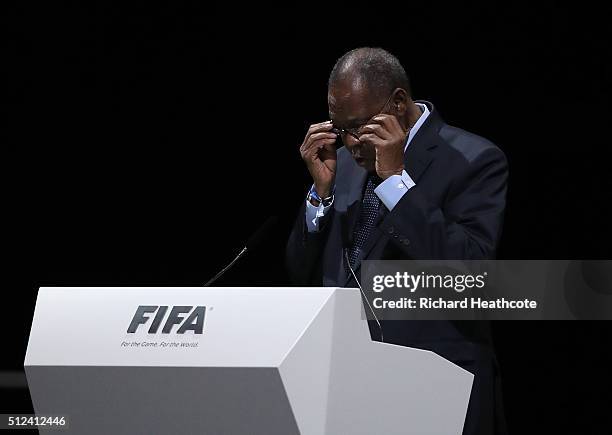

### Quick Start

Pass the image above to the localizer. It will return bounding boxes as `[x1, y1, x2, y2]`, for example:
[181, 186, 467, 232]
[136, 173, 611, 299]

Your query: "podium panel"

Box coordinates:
[25, 287, 473, 434]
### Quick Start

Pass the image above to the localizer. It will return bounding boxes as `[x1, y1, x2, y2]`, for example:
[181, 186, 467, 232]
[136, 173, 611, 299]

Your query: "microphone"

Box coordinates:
[344, 249, 384, 343]
[203, 216, 278, 287]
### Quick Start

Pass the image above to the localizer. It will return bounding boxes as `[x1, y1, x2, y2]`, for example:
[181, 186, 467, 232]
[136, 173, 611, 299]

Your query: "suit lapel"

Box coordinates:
[404, 137, 435, 182]
[404, 100, 441, 183]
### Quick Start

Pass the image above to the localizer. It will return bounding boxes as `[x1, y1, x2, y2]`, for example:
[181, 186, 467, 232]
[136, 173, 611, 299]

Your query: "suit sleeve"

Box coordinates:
[378, 147, 508, 259]
[286, 201, 334, 285]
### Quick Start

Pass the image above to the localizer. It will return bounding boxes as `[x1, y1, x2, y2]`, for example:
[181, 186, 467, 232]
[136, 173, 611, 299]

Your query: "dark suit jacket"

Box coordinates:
[286, 101, 509, 435]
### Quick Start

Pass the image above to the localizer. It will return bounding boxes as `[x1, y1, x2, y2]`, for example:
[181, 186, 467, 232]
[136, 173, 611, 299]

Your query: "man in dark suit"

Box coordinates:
[286, 47, 508, 435]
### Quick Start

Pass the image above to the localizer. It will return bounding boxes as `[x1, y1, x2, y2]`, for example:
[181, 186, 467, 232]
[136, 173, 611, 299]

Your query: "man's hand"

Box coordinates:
[299, 121, 338, 197]
[359, 115, 407, 179]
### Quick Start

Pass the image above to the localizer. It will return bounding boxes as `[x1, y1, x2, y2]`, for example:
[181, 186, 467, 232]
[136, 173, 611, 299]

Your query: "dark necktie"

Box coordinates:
[347, 174, 382, 269]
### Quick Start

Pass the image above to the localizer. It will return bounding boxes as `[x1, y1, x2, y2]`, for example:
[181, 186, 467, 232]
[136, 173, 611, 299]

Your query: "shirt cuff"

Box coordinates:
[305, 197, 333, 232]
[374, 170, 416, 211]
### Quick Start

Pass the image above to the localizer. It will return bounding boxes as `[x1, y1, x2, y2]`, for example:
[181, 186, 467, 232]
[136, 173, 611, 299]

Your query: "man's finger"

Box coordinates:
[302, 132, 337, 152]
[360, 123, 392, 140]
[358, 133, 384, 147]
[301, 122, 334, 151]
[302, 138, 337, 160]
[306, 121, 334, 137]
[371, 114, 404, 134]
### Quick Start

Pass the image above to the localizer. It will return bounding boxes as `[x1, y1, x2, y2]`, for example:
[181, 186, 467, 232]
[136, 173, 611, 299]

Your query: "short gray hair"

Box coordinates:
[328, 47, 411, 99]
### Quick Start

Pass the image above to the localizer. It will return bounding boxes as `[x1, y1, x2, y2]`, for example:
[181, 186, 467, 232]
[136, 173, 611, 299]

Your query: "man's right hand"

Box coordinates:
[299, 121, 338, 198]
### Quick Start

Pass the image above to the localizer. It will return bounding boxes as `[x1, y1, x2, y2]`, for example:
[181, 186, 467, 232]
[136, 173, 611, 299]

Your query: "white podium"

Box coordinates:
[25, 287, 473, 434]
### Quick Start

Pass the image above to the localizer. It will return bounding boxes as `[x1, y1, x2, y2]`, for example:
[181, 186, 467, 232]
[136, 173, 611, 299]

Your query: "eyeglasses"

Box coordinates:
[331, 91, 396, 141]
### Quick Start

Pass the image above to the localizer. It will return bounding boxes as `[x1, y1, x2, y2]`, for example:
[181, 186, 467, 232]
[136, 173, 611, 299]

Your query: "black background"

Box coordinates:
[3, 2, 611, 433]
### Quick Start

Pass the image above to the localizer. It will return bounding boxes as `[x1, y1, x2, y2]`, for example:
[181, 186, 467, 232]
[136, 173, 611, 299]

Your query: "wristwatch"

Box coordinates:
[307, 186, 334, 207]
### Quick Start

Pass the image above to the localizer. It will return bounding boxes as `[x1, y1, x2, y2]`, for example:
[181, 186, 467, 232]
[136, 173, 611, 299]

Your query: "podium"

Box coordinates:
[25, 287, 473, 434]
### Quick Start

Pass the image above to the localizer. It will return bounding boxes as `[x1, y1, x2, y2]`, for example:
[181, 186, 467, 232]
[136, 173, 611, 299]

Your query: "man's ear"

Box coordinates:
[392, 88, 410, 115]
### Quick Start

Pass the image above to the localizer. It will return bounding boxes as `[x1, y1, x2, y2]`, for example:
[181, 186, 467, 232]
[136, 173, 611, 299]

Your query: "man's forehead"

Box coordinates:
[329, 79, 369, 104]
[328, 82, 373, 121]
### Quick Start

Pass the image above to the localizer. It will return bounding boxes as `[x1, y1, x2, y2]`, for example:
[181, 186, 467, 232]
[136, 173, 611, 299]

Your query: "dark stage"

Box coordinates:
[4, 2, 611, 433]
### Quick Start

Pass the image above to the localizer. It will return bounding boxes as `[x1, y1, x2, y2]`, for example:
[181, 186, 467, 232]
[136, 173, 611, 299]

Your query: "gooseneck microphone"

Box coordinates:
[203, 216, 278, 287]
[344, 249, 384, 343]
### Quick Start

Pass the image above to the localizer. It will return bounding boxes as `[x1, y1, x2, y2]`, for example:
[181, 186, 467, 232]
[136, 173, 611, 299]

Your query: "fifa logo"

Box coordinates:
[127, 305, 206, 334]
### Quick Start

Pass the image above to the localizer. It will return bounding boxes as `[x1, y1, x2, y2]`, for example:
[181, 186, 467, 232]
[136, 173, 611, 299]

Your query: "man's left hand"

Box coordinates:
[359, 115, 407, 179]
